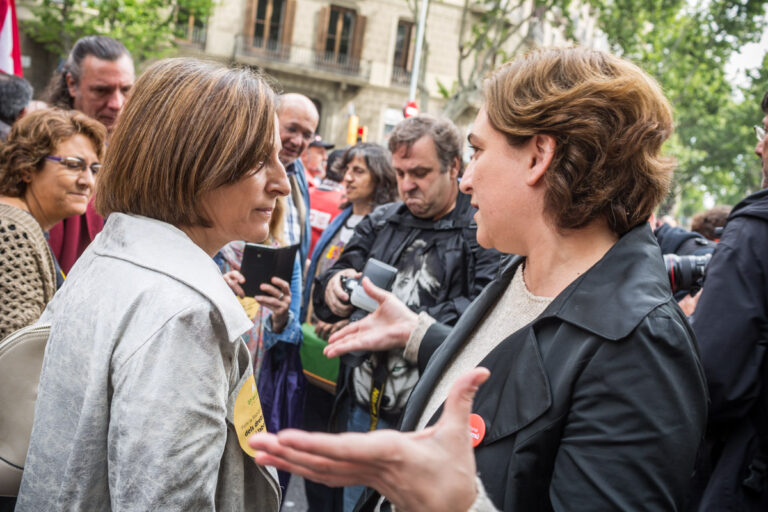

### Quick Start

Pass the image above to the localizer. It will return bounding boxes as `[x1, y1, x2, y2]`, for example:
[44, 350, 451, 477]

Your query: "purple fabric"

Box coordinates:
[257, 343, 307, 491]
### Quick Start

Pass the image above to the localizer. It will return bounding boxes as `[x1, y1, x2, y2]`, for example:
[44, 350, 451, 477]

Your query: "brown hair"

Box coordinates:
[388, 115, 464, 176]
[337, 142, 398, 208]
[484, 47, 675, 235]
[269, 195, 287, 246]
[44, 35, 131, 109]
[96, 58, 276, 226]
[0, 108, 106, 197]
[691, 205, 731, 241]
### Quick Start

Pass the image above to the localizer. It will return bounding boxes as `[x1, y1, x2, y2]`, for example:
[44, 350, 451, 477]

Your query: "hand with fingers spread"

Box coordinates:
[325, 268, 361, 317]
[324, 277, 419, 359]
[254, 277, 292, 332]
[249, 367, 490, 512]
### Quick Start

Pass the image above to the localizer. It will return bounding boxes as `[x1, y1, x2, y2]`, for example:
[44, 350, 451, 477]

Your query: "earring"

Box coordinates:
[22, 175, 32, 183]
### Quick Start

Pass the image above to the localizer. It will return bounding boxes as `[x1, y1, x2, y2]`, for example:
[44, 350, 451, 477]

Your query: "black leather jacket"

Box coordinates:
[361, 223, 708, 511]
[313, 191, 500, 326]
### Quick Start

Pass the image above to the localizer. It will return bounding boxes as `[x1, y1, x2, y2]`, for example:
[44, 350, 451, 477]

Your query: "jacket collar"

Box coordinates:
[92, 213, 252, 342]
[403, 223, 670, 433]
[504, 222, 670, 340]
[729, 187, 768, 223]
[386, 189, 476, 230]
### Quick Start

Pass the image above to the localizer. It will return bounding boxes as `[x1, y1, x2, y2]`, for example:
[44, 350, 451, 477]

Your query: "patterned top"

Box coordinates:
[218, 240, 277, 381]
[0, 203, 57, 339]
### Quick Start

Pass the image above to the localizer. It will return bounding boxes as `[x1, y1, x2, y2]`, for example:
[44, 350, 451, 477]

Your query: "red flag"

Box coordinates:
[0, 0, 23, 76]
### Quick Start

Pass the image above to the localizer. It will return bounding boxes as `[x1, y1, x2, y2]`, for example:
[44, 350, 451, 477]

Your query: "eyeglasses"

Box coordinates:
[46, 156, 102, 175]
[754, 125, 766, 142]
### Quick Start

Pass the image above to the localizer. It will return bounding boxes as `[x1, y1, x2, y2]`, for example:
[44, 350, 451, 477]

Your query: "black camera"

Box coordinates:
[663, 253, 711, 295]
[339, 259, 398, 312]
[338, 258, 398, 367]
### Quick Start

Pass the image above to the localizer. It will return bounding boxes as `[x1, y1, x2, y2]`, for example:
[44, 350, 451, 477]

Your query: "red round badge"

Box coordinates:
[469, 413, 486, 448]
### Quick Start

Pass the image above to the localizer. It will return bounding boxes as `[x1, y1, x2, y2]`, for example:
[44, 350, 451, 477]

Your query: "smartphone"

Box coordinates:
[239, 243, 299, 297]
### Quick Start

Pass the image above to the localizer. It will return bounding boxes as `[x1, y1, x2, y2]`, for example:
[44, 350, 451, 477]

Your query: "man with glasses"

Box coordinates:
[690, 91, 768, 511]
[277, 93, 318, 266]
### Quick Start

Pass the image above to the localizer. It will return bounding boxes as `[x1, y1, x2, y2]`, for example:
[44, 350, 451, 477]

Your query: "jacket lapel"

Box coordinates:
[400, 256, 523, 431]
[473, 328, 551, 443]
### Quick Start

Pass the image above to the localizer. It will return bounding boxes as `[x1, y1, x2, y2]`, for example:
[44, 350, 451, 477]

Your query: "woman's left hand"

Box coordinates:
[255, 277, 291, 332]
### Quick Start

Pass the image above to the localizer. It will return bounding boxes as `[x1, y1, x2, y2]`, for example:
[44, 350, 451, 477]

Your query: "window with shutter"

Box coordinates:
[325, 6, 356, 64]
[315, 5, 365, 74]
[392, 20, 414, 85]
[175, 6, 207, 46]
[246, 0, 296, 52]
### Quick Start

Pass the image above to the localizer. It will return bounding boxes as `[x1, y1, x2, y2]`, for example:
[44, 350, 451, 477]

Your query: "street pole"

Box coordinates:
[408, 0, 429, 102]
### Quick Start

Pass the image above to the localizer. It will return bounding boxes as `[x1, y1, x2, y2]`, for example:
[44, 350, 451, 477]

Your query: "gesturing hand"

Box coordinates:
[324, 277, 418, 358]
[248, 367, 491, 512]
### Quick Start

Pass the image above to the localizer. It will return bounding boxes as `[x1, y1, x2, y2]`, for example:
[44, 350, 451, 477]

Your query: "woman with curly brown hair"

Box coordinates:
[250, 47, 708, 511]
[0, 109, 105, 338]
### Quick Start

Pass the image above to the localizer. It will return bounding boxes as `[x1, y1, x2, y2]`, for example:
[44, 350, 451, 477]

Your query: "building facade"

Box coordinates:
[175, 0, 601, 146]
[16, 0, 601, 147]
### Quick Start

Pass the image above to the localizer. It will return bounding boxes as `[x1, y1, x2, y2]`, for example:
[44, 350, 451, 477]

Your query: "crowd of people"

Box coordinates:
[1, 35, 768, 512]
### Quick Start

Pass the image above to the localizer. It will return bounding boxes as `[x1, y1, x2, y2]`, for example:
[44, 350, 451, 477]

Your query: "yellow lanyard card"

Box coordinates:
[233, 374, 266, 457]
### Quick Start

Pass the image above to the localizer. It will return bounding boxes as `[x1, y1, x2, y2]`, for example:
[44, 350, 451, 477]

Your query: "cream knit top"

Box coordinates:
[413, 264, 554, 430]
[0, 203, 56, 339]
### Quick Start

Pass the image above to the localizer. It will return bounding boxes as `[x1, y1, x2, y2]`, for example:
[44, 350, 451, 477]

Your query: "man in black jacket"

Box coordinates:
[691, 91, 768, 511]
[312, 115, 500, 511]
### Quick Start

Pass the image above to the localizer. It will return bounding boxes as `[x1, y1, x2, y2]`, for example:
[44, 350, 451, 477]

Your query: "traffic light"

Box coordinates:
[346, 115, 359, 145]
[356, 126, 367, 143]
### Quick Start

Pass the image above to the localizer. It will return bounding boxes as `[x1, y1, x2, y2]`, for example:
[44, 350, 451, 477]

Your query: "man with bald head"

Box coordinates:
[278, 93, 319, 265]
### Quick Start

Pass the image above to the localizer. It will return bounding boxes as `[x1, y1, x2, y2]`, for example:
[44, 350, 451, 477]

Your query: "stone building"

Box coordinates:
[174, 0, 601, 146]
[16, 0, 601, 147]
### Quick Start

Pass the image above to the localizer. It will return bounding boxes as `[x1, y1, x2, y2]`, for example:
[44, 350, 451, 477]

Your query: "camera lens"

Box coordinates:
[664, 253, 711, 293]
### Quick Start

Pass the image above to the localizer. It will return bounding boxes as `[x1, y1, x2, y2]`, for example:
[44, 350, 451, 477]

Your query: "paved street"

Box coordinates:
[283, 476, 308, 511]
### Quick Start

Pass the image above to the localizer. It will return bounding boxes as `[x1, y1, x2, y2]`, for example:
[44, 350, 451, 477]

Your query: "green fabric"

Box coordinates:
[300, 323, 339, 386]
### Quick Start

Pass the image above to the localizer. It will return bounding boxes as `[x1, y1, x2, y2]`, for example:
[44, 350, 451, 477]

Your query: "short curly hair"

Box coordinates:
[691, 205, 731, 241]
[0, 108, 106, 197]
[483, 47, 675, 235]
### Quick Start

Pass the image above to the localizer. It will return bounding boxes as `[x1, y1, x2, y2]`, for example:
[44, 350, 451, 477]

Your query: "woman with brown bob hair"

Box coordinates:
[250, 47, 708, 511]
[17, 58, 289, 511]
[0, 108, 105, 339]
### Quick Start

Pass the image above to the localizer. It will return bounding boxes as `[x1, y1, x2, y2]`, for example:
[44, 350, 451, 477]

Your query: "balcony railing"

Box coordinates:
[391, 66, 411, 87]
[236, 36, 371, 81]
[175, 24, 207, 49]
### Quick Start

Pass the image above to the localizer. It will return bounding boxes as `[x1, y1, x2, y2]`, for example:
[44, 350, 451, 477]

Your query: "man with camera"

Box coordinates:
[690, 91, 768, 511]
[312, 115, 500, 512]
